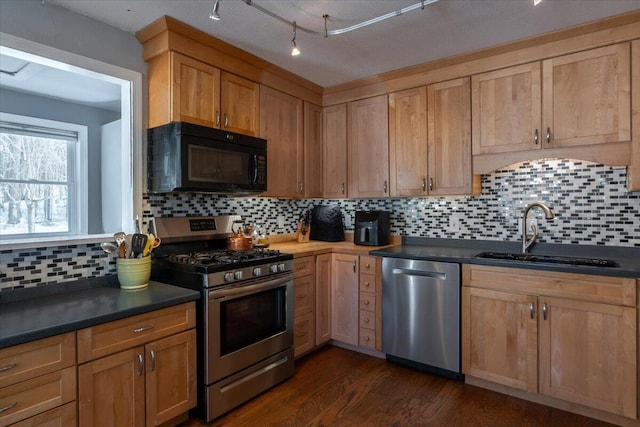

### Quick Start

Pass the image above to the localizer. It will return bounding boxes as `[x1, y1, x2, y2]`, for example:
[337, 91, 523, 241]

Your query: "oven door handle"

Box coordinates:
[208, 273, 293, 300]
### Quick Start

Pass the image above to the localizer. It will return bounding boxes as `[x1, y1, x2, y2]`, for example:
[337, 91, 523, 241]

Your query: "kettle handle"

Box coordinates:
[232, 220, 244, 234]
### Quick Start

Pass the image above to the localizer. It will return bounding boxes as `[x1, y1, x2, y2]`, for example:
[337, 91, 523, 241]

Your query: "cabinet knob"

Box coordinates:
[534, 129, 539, 145]
[364, 336, 370, 342]
[383, 180, 388, 193]
[429, 177, 434, 191]
[364, 299, 370, 306]
[529, 302, 535, 319]
[365, 281, 370, 288]
[299, 182, 304, 193]
[364, 317, 370, 324]
[546, 127, 551, 144]
[353, 261, 357, 273]
[422, 178, 426, 191]
[341, 182, 345, 194]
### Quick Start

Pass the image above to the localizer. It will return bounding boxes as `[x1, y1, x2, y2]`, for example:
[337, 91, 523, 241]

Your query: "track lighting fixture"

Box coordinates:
[209, 0, 220, 21]
[290, 21, 301, 56]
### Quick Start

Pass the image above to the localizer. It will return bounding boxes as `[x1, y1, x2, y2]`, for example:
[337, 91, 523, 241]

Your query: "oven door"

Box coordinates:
[207, 272, 293, 384]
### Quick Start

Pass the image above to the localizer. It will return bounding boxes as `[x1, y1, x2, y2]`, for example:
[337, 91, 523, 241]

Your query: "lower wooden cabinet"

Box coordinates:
[0, 332, 76, 426]
[10, 401, 77, 427]
[77, 302, 197, 427]
[293, 257, 316, 358]
[315, 254, 332, 346]
[462, 264, 637, 420]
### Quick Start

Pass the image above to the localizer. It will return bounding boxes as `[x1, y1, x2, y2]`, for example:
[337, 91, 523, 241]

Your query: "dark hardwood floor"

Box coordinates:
[182, 346, 614, 427]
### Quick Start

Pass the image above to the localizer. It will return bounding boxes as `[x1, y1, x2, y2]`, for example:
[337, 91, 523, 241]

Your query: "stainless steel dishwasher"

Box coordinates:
[382, 257, 462, 379]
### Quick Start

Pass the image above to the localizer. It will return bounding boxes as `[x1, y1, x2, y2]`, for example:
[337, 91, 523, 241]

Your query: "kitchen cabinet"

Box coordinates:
[389, 80, 478, 196]
[315, 253, 332, 346]
[304, 102, 323, 198]
[147, 51, 259, 136]
[0, 332, 77, 426]
[462, 265, 637, 420]
[472, 43, 630, 155]
[388, 87, 429, 197]
[330, 253, 360, 346]
[427, 77, 478, 195]
[323, 103, 348, 198]
[260, 85, 304, 198]
[293, 256, 316, 358]
[358, 256, 382, 351]
[330, 254, 382, 351]
[348, 95, 390, 198]
[77, 302, 197, 427]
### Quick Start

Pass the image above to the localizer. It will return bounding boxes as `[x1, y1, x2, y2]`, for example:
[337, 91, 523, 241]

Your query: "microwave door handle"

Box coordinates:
[250, 154, 258, 185]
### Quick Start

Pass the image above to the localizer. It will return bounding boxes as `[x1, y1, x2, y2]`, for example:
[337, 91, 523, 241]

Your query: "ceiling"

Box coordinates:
[47, 0, 640, 88]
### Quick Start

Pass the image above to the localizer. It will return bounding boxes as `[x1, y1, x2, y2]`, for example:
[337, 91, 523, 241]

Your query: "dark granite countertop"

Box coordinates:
[0, 276, 200, 349]
[370, 238, 640, 278]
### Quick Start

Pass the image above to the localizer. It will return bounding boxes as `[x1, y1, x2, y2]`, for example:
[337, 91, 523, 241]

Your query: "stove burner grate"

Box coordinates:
[168, 248, 282, 266]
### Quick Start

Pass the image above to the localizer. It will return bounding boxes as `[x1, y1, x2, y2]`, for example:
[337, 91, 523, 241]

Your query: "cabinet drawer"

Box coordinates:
[294, 312, 315, 358]
[0, 366, 75, 426]
[359, 292, 376, 312]
[77, 302, 196, 363]
[294, 256, 315, 278]
[360, 256, 376, 275]
[0, 332, 75, 388]
[359, 309, 376, 330]
[10, 401, 76, 427]
[294, 277, 314, 316]
[358, 328, 376, 349]
[359, 274, 376, 294]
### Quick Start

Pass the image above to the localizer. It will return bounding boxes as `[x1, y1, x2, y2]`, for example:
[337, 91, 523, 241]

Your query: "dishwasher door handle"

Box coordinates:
[392, 268, 447, 280]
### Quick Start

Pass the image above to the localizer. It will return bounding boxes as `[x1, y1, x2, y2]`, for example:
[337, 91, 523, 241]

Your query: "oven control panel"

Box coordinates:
[216, 259, 294, 284]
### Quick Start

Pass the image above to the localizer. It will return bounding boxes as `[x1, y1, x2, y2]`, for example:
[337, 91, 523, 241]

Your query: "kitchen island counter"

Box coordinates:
[0, 277, 199, 348]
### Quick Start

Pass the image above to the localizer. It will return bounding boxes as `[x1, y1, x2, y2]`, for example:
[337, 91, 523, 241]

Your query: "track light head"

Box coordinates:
[290, 21, 301, 56]
[209, 0, 221, 20]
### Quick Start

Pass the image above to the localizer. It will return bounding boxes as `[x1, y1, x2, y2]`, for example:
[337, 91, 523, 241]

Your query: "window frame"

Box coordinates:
[0, 32, 143, 250]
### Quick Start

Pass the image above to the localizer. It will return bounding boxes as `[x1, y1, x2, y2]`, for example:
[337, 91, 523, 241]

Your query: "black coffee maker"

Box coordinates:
[354, 211, 390, 246]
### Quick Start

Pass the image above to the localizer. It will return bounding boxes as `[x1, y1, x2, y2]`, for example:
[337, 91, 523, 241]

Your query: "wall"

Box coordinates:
[0, 88, 121, 233]
[2, 159, 639, 291]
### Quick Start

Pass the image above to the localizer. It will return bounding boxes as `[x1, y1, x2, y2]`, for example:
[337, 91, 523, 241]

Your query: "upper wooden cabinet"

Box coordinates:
[147, 51, 259, 136]
[472, 43, 630, 156]
[427, 77, 479, 196]
[348, 95, 390, 198]
[472, 62, 541, 155]
[260, 85, 304, 198]
[543, 43, 630, 148]
[389, 80, 479, 197]
[323, 104, 348, 198]
[304, 102, 323, 198]
[220, 72, 260, 136]
[388, 87, 429, 197]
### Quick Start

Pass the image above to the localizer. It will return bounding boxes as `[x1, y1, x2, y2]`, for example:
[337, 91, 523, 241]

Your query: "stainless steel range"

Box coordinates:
[150, 216, 294, 422]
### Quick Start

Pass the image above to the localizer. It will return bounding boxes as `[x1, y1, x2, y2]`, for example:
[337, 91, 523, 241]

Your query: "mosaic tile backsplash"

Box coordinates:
[2, 159, 639, 290]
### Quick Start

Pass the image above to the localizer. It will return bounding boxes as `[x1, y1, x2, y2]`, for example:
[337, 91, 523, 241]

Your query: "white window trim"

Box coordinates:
[0, 32, 144, 250]
[0, 111, 89, 237]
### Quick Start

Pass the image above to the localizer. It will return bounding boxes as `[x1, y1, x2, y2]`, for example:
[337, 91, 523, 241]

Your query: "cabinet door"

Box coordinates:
[323, 104, 348, 198]
[171, 52, 221, 128]
[78, 347, 145, 427]
[539, 297, 637, 418]
[542, 43, 630, 148]
[462, 287, 537, 392]
[294, 312, 315, 358]
[315, 253, 332, 346]
[330, 253, 359, 346]
[304, 102, 323, 198]
[427, 77, 477, 195]
[348, 95, 389, 198]
[388, 87, 428, 196]
[472, 62, 541, 154]
[221, 72, 259, 136]
[145, 330, 196, 427]
[260, 86, 304, 197]
[294, 274, 315, 317]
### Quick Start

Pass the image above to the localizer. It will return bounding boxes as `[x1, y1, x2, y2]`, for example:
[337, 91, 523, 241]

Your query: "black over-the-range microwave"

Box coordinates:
[147, 121, 267, 195]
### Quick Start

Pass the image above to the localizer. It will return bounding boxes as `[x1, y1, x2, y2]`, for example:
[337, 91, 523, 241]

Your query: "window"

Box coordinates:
[0, 113, 87, 238]
[0, 32, 143, 248]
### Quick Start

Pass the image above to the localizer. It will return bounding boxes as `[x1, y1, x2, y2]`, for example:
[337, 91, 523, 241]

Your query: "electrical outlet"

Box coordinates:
[277, 215, 285, 229]
[344, 214, 352, 227]
[449, 214, 461, 232]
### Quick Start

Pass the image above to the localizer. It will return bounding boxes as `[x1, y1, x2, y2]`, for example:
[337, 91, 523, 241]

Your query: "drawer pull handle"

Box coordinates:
[133, 325, 154, 334]
[364, 281, 370, 287]
[364, 336, 370, 341]
[529, 302, 535, 319]
[542, 302, 548, 320]
[364, 300, 370, 306]
[0, 363, 17, 373]
[296, 332, 307, 337]
[0, 402, 17, 414]
[150, 350, 156, 372]
[296, 296, 305, 300]
[137, 353, 144, 375]
[365, 264, 370, 269]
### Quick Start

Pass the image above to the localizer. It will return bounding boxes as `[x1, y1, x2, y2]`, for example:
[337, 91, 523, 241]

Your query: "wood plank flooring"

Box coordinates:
[182, 346, 614, 427]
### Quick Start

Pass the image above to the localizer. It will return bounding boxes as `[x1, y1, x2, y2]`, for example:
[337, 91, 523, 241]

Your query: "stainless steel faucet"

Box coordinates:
[522, 202, 554, 253]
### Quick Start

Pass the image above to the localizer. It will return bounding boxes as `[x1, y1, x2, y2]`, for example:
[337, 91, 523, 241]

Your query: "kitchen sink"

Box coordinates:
[475, 252, 619, 268]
